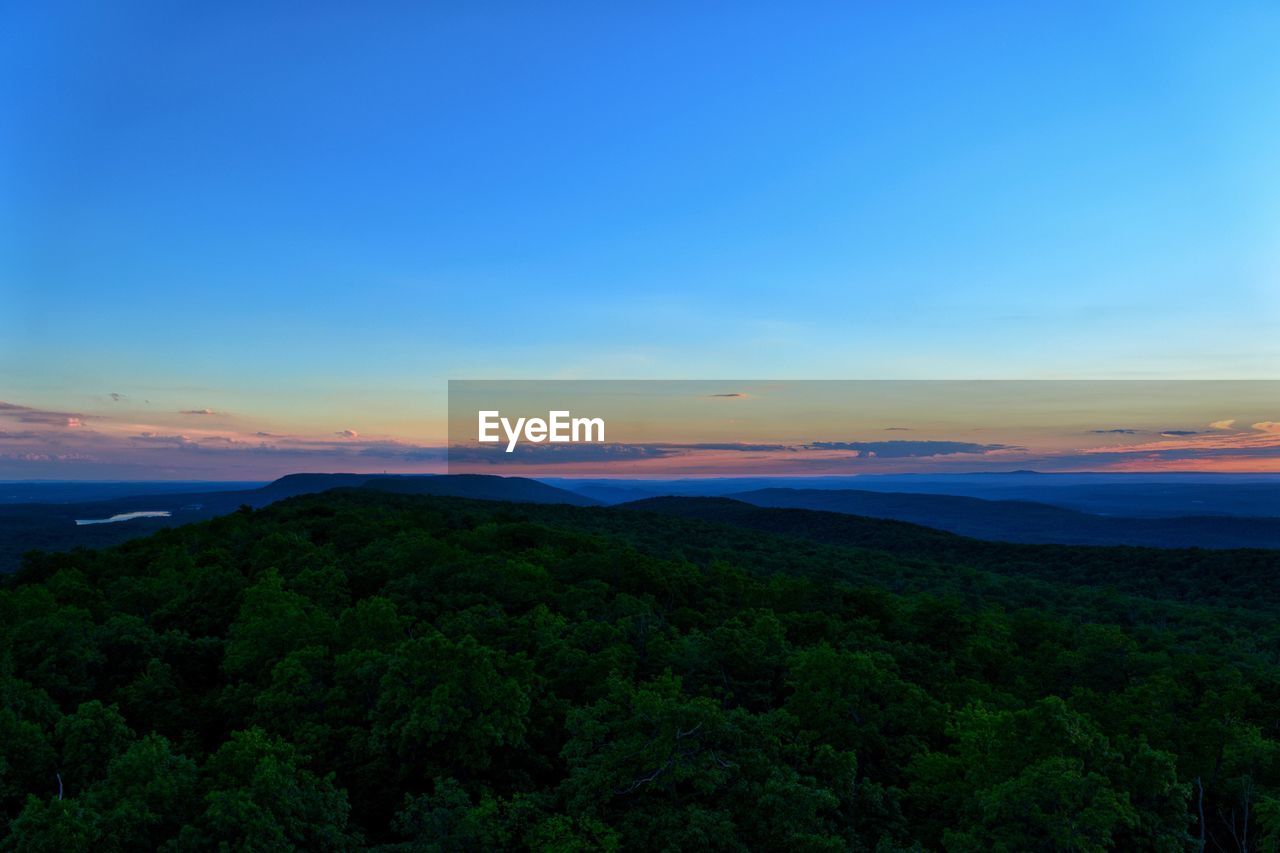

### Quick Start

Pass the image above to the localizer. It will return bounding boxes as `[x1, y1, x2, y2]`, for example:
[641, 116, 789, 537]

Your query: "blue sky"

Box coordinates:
[3, 3, 1280, 476]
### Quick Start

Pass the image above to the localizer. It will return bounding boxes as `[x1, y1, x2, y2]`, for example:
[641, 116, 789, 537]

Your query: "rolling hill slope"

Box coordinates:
[728, 486, 1280, 548]
[617, 495, 1280, 609]
[0, 474, 594, 571]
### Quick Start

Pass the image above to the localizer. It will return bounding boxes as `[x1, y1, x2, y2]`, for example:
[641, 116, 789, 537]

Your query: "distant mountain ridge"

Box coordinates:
[261, 473, 597, 505]
[726, 487, 1280, 549]
[550, 473, 1280, 517]
[7, 472, 1280, 573]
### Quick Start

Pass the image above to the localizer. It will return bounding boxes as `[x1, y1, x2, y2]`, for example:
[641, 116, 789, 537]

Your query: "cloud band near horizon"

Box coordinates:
[6, 381, 1280, 479]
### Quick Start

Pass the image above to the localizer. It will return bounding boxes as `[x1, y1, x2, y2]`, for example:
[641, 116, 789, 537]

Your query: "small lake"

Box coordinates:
[75, 511, 172, 526]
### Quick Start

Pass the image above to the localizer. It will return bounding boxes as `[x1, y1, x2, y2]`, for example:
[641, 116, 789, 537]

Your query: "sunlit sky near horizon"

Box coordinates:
[3, 3, 1280, 478]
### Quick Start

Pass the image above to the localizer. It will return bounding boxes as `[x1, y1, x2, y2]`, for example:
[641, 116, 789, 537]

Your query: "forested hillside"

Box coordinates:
[0, 474, 594, 572]
[3, 489, 1280, 850]
[619, 497, 1280, 611]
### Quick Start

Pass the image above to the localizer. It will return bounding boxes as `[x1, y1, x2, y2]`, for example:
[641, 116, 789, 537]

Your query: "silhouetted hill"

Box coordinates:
[550, 473, 1280, 517]
[0, 474, 594, 570]
[362, 474, 598, 505]
[557, 483, 666, 504]
[728, 487, 1280, 548]
[257, 473, 596, 505]
[620, 496, 965, 552]
[616, 495, 1280, 607]
[256, 473, 378, 496]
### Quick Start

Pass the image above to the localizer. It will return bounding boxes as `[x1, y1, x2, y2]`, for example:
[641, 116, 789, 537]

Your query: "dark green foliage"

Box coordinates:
[3, 489, 1280, 849]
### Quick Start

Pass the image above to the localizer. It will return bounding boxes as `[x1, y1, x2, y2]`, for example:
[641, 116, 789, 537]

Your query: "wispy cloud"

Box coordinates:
[447, 439, 1021, 474]
[804, 440, 1016, 458]
[4, 393, 1280, 480]
[135, 432, 197, 446]
[1077, 419, 1280, 471]
[447, 441, 790, 465]
[0, 430, 46, 441]
[0, 401, 91, 427]
[0, 398, 451, 479]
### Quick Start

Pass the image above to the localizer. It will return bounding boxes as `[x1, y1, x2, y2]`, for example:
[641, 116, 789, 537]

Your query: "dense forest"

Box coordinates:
[4, 488, 1280, 850]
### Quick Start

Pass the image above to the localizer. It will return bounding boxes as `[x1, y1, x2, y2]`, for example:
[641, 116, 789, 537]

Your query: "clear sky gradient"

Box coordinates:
[3, 3, 1279, 477]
